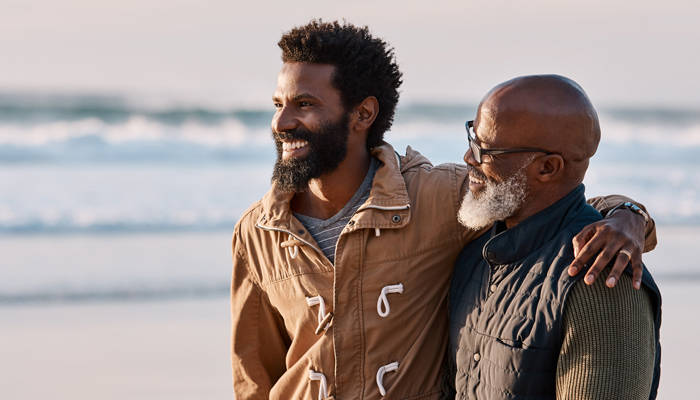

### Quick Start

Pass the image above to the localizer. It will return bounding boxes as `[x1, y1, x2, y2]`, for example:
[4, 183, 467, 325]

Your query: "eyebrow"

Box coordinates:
[272, 93, 320, 102]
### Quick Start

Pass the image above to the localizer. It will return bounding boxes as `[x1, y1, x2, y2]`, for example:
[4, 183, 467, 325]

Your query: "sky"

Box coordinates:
[1, 0, 699, 109]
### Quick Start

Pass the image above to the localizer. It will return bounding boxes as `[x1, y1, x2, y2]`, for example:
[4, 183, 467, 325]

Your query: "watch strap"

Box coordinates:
[605, 201, 650, 224]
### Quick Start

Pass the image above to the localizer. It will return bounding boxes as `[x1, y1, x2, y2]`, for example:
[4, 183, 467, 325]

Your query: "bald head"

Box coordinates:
[478, 75, 600, 173]
[462, 75, 601, 228]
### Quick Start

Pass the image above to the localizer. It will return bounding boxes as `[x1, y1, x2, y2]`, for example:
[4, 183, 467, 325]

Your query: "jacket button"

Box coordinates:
[487, 251, 496, 260]
[298, 229, 305, 235]
[392, 215, 401, 223]
[490, 284, 498, 293]
[473, 353, 481, 362]
[348, 220, 355, 226]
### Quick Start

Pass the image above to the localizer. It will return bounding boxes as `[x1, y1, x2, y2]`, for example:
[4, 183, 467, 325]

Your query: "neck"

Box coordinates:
[504, 184, 577, 229]
[290, 148, 372, 220]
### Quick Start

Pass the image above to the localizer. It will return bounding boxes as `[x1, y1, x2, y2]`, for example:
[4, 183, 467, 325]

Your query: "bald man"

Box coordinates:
[447, 75, 661, 400]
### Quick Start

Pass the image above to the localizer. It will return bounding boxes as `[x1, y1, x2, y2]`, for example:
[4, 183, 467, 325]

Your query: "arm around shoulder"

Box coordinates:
[574, 195, 656, 288]
[586, 194, 656, 252]
[231, 230, 290, 399]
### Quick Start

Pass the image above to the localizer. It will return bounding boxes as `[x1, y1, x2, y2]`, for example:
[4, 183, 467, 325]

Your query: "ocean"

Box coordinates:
[2, 93, 699, 236]
[2, 93, 700, 301]
[0, 92, 698, 399]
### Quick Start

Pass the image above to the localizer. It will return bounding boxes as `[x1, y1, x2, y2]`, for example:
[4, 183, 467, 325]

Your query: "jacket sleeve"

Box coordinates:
[586, 194, 657, 252]
[556, 269, 656, 399]
[231, 230, 290, 399]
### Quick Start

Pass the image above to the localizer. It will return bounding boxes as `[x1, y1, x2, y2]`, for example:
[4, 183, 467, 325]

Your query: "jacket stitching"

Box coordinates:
[485, 284, 562, 307]
[460, 367, 555, 399]
[254, 288, 270, 398]
[234, 230, 267, 296]
[232, 236, 273, 399]
[356, 229, 366, 398]
[260, 270, 332, 289]
[400, 386, 443, 399]
[236, 199, 264, 227]
[451, 325, 560, 353]
[461, 373, 519, 399]
[458, 359, 555, 379]
[364, 236, 462, 266]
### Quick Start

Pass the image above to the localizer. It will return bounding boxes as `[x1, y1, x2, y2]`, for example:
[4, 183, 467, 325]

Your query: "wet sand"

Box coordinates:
[0, 297, 232, 400]
[0, 225, 697, 399]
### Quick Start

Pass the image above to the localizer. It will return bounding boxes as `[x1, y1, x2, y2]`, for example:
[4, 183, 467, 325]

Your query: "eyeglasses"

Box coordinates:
[465, 120, 554, 164]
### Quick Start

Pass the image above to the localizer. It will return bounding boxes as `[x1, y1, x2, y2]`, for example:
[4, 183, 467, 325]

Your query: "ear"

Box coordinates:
[350, 96, 379, 133]
[533, 154, 565, 182]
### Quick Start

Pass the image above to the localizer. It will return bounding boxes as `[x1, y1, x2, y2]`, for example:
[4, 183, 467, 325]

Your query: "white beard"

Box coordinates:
[457, 166, 530, 230]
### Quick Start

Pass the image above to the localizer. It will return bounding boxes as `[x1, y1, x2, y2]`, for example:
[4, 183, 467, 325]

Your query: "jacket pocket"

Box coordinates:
[481, 339, 558, 396]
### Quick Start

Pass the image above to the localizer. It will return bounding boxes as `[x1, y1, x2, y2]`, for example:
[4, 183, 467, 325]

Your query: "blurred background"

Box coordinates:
[1, 1, 698, 398]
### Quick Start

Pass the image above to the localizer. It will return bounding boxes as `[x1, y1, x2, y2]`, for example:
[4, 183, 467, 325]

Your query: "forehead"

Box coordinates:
[473, 106, 500, 144]
[474, 99, 527, 148]
[273, 62, 338, 99]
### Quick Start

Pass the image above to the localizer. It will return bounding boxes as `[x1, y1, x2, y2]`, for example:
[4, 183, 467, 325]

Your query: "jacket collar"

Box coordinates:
[256, 142, 419, 232]
[483, 184, 588, 266]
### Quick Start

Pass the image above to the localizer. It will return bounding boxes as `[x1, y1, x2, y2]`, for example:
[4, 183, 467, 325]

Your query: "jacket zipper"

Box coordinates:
[357, 204, 410, 212]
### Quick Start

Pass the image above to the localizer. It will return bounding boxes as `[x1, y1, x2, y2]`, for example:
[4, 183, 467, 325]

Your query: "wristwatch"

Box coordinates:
[605, 201, 650, 225]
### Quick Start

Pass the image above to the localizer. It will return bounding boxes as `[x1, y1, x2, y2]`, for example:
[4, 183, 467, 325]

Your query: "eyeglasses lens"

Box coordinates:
[467, 122, 481, 164]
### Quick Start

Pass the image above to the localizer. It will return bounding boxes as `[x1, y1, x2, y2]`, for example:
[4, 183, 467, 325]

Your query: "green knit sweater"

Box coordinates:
[442, 269, 657, 399]
[556, 269, 656, 399]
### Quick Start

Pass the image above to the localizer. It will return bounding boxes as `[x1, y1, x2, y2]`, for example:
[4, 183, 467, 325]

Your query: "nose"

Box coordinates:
[271, 105, 298, 133]
[464, 147, 478, 166]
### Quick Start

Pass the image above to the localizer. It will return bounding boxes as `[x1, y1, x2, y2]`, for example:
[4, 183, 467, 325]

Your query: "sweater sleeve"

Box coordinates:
[231, 231, 290, 399]
[556, 269, 656, 399]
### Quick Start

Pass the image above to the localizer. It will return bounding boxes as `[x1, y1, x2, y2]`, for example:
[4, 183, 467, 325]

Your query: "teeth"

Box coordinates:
[282, 140, 308, 151]
[469, 175, 485, 185]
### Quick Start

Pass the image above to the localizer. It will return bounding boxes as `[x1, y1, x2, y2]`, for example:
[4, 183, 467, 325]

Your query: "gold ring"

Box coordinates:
[619, 249, 632, 259]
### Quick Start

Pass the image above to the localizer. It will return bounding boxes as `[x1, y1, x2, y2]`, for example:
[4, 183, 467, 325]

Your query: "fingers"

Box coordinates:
[568, 225, 596, 276]
[569, 216, 645, 289]
[582, 245, 619, 286]
[569, 224, 615, 278]
[604, 250, 630, 288]
[630, 251, 643, 290]
[604, 249, 644, 289]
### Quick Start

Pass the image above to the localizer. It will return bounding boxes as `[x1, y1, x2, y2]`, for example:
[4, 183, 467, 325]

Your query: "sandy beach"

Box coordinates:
[0, 297, 233, 399]
[1, 225, 698, 399]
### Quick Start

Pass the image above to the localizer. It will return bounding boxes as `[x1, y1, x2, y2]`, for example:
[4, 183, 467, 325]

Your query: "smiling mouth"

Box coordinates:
[282, 140, 309, 152]
[469, 175, 485, 185]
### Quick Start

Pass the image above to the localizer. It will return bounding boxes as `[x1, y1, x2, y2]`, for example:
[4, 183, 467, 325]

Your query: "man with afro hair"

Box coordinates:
[230, 20, 656, 399]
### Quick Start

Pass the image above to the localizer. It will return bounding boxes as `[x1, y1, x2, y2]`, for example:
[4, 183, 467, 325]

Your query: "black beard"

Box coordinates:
[271, 113, 350, 193]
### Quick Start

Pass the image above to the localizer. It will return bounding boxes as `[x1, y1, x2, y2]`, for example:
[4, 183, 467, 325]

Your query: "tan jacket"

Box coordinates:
[230, 143, 656, 399]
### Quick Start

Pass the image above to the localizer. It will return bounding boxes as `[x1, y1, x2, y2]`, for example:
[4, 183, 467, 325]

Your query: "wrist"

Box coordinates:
[605, 202, 649, 225]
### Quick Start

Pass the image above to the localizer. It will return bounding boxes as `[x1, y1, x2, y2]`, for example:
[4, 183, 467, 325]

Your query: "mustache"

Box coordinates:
[273, 129, 313, 143]
[466, 164, 487, 181]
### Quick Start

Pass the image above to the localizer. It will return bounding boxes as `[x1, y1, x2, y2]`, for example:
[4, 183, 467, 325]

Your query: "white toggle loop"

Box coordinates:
[307, 296, 331, 332]
[286, 235, 299, 259]
[309, 369, 329, 400]
[288, 245, 298, 259]
[377, 284, 404, 317]
[376, 361, 399, 396]
[375, 228, 381, 236]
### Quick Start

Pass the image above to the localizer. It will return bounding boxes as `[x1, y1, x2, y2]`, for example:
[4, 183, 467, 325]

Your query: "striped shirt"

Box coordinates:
[294, 157, 379, 264]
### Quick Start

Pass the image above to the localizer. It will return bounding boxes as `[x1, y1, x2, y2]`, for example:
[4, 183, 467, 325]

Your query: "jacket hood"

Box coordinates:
[257, 142, 421, 232]
[394, 144, 433, 173]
